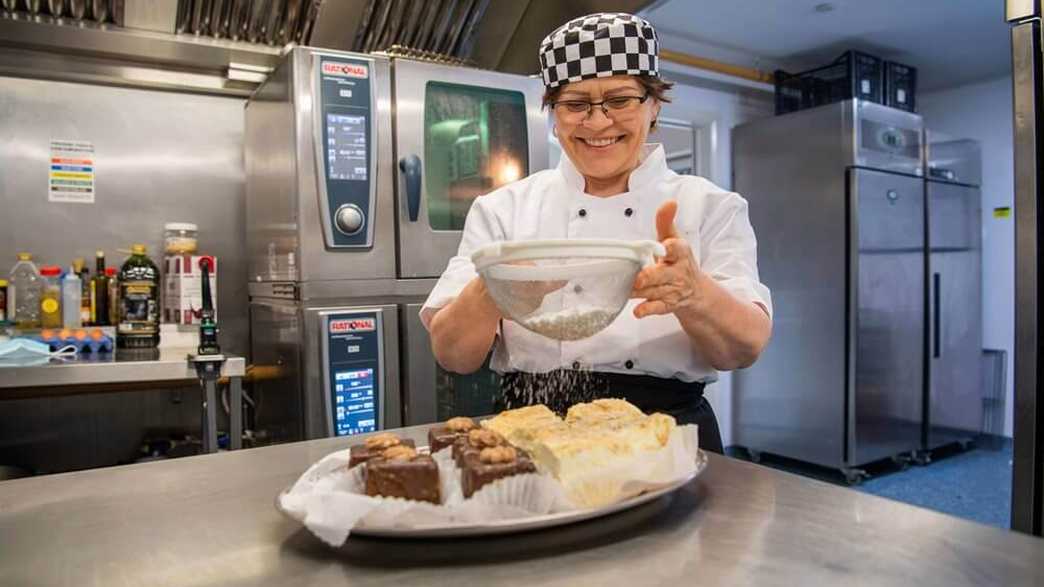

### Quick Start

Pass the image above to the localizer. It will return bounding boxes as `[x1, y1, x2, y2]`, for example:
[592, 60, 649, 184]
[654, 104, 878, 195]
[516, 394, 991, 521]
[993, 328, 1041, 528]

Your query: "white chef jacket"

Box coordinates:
[421, 144, 772, 383]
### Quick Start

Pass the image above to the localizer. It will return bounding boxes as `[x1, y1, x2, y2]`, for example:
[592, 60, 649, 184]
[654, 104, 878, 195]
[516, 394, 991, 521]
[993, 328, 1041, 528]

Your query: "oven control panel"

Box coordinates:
[321, 310, 384, 437]
[316, 55, 375, 249]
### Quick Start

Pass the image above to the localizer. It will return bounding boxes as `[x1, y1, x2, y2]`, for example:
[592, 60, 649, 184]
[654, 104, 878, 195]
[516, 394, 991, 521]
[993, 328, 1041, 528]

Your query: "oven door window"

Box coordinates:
[424, 82, 529, 231]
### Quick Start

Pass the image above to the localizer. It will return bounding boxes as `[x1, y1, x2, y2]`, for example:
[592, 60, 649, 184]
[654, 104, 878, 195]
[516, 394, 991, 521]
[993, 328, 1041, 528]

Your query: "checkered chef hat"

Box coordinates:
[539, 13, 659, 89]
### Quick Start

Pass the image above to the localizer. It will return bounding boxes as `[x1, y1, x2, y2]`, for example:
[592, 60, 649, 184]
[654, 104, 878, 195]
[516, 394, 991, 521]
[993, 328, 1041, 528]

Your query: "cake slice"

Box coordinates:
[461, 445, 537, 498]
[348, 432, 415, 468]
[565, 398, 646, 425]
[524, 411, 678, 507]
[452, 428, 507, 465]
[481, 404, 561, 443]
[364, 445, 440, 504]
[427, 416, 478, 453]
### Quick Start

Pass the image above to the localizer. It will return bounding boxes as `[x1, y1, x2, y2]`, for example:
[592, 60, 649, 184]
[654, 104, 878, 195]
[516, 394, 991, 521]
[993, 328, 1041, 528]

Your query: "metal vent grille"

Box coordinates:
[174, 0, 322, 45]
[0, 1, 324, 46]
[353, 0, 490, 61]
[1, 0, 124, 24]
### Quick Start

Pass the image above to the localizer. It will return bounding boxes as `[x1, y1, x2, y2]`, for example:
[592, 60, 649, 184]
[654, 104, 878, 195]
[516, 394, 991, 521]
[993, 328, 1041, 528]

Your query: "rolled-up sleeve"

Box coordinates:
[420, 196, 506, 329]
[699, 193, 773, 318]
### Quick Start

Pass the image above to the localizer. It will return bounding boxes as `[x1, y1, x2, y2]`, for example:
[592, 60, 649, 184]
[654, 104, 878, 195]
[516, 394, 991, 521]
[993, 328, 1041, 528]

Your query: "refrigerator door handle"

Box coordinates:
[932, 272, 941, 358]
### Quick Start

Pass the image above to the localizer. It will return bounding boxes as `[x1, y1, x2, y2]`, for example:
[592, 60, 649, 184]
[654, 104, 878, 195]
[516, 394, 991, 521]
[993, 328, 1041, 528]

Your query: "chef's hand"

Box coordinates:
[631, 200, 703, 319]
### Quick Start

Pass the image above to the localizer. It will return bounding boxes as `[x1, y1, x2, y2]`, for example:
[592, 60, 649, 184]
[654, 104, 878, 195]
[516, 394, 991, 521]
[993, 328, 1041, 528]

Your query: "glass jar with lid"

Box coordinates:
[164, 222, 198, 255]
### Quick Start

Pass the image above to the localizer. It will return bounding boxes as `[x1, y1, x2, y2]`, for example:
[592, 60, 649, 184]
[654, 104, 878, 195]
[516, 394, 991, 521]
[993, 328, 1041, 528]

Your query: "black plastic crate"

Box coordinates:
[884, 60, 917, 112]
[775, 50, 884, 115]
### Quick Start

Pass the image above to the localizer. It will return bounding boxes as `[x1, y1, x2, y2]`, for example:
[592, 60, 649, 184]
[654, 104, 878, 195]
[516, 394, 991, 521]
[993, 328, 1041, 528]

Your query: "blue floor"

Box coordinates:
[730, 442, 1013, 529]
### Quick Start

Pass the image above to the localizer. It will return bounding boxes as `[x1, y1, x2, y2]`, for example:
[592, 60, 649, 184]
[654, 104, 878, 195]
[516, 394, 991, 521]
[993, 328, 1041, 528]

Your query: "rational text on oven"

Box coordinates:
[329, 318, 376, 334]
[322, 62, 368, 78]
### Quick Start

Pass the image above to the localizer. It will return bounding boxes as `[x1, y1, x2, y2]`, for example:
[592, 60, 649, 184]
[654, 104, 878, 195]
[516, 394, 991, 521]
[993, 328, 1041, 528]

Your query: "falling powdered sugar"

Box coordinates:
[519, 305, 619, 341]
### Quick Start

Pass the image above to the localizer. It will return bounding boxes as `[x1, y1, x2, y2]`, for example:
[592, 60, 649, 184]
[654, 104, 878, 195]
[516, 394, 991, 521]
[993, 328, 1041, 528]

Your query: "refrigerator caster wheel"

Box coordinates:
[842, 468, 868, 486]
[748, 449, 763, 464]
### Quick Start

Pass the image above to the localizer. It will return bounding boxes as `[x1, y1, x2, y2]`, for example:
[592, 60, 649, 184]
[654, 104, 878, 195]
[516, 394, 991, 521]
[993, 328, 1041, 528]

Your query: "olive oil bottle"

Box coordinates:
[89, 250, 109, 326]
[116, 244, 160, 348]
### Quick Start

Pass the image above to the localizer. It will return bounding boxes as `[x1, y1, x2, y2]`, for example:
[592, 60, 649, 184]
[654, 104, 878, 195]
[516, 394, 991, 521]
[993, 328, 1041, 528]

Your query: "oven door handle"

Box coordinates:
[399, 154, 422, 222]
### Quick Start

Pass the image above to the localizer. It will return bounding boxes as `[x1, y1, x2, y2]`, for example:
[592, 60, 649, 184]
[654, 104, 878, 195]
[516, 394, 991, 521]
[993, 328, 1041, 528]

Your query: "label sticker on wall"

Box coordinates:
[48, 140, 95, 204]
[994, 207, 1012, 219]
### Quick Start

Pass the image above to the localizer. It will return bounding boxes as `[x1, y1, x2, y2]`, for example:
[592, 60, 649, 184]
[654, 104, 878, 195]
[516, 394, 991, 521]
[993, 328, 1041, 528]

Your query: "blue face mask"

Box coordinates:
[0, 339, 76, 364]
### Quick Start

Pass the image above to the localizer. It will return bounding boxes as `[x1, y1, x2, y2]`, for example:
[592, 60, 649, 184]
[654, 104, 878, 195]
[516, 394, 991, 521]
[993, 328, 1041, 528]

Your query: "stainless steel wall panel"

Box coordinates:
[0, 75, 248, 352]
[0, 74, 248, 473]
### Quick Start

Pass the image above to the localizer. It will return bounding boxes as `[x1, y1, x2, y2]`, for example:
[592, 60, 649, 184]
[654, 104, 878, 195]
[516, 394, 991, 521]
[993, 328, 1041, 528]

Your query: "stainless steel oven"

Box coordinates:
[246, 46, 547, 442]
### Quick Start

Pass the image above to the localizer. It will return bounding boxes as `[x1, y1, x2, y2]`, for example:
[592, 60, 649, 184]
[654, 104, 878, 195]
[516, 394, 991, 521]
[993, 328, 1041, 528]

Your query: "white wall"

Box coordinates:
[918, 75, 1015, 437]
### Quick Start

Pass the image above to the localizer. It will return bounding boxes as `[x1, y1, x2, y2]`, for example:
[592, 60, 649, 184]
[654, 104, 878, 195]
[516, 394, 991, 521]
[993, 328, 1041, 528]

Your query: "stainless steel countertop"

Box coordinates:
[0, 347, 246, 390]
[1, 425, 1041, 586]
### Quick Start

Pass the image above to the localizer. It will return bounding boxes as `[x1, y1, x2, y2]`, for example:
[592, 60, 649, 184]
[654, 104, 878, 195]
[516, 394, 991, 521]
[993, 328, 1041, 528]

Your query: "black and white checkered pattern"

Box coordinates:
[539, 13, 659, 89]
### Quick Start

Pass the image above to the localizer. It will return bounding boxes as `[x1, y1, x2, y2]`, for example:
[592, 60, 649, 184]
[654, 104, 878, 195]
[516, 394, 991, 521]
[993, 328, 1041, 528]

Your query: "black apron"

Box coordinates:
[498, 370, 724, 454]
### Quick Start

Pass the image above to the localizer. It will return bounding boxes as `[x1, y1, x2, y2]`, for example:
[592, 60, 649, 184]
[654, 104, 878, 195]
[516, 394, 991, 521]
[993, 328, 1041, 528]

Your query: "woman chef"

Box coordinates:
[421, 13, 772, 453]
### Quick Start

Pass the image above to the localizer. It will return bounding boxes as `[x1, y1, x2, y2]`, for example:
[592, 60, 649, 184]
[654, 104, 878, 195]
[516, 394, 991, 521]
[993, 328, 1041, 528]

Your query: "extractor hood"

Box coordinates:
[0, 0, 659, 94]
[308, 0, 659, 73]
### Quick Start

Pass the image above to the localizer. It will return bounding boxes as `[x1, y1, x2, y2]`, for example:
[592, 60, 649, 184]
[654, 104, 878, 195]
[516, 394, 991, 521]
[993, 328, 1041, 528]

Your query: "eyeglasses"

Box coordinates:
[551, 94, 650, 122]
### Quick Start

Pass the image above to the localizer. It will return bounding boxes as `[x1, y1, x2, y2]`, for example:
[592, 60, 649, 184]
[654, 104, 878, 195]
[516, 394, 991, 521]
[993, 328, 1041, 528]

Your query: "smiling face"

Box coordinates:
[551, 75, 660, 194]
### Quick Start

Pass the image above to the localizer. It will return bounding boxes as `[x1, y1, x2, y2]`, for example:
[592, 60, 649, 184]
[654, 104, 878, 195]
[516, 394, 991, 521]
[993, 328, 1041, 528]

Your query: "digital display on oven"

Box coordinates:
[332, 367, 377, 436]
[326, 113, 368, 182]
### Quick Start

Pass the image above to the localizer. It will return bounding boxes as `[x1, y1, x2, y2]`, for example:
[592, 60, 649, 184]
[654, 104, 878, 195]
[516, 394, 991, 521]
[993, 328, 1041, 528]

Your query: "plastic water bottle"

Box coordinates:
[62, 268, 82, 329]
[9, 252, 42, 329]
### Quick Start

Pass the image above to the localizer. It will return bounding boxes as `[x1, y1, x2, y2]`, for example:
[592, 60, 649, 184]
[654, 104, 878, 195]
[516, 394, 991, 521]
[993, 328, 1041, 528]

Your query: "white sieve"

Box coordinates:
[471, 239, 665, 341]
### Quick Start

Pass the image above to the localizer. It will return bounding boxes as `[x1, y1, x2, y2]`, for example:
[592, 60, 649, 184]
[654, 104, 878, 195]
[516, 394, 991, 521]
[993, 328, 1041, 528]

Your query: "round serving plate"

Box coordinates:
[276, 449, 708, 539]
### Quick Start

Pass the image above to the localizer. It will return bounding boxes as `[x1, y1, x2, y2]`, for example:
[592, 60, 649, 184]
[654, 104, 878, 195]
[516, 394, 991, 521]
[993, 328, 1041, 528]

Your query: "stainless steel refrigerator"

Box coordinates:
[1008, 0, 1044, 535]
[733, 100, 926, 483]
[923, 132, 984, 455]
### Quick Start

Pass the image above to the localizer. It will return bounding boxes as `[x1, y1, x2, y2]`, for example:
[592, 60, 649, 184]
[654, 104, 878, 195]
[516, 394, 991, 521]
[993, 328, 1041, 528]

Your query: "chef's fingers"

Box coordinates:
[655, 200, 680, 242]
[633, 266, 672, 289]
[632, 283, 676, 301]
[633, 299, 670, 318]
[661, 237, 692, 263]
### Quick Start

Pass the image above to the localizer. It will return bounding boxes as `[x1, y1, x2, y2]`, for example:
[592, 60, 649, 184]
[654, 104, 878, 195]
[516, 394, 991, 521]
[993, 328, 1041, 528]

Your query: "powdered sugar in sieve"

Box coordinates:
[519, 305, 620, 341]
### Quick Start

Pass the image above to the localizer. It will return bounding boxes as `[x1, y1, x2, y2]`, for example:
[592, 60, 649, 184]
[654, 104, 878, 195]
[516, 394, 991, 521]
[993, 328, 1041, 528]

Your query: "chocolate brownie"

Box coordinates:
[364, 445, 441, 504]
[461, 445, 537, 498]
[452, 427, 507, 465]
[348, 432, 415, 468]
[427, 416, 478, 453]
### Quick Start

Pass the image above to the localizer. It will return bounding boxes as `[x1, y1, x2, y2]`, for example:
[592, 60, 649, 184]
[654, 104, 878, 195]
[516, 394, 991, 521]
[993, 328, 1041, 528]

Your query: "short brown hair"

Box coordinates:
[542, 75, 674, 108]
